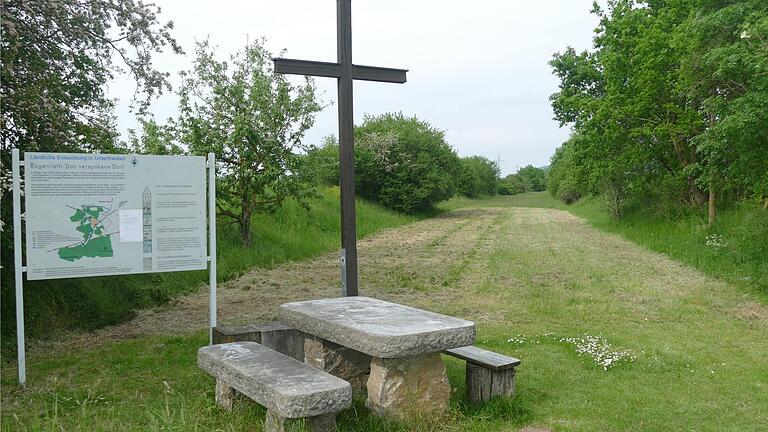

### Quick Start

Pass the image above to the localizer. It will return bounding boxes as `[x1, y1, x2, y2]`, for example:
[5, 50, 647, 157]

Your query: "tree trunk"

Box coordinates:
[688, 177, 707, 207]
[708, 178, 716, 226]
[239, 211, 252, 246]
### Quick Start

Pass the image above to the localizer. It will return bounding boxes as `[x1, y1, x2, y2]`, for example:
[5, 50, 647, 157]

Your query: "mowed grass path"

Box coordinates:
[3, 196, 767, 431]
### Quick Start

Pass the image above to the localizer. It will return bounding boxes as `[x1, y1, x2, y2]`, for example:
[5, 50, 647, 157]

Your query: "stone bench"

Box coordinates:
[443, 346, 521, 402]
[198, 342, 352, 432]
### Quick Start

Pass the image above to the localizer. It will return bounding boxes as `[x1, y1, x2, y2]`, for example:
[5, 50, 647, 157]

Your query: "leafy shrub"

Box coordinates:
[457, 156, 500, 197]
[354, 113, 460, 213]
[303, 135, 340, 186]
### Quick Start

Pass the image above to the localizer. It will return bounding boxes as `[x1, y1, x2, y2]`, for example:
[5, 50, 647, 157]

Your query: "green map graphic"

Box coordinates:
[58, 205, 114, 262]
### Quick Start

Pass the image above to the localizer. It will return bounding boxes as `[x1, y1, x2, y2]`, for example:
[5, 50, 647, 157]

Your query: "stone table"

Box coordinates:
[279, 296, 475, 418]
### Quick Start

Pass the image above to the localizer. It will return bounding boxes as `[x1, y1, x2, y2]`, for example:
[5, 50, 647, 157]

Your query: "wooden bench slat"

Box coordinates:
[198, 342, 351, 418]
[443, 346, 521, 371]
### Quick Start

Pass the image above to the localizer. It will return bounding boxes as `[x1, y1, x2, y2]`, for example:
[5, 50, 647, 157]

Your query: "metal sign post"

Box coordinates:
[12, 148, 27, 387]
[207, 153, 217, 345]
[273, 0, 408, 297]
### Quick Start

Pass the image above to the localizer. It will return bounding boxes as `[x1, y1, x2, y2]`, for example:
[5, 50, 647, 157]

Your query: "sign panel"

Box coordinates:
[24, 153, 207, 280]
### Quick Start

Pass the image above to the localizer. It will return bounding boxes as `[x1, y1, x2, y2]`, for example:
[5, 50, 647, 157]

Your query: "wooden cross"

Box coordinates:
[273, 0, 408, 296]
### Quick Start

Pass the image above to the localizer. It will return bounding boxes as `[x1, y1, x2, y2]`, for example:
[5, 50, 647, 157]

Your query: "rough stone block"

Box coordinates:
[215, 379, 237, 411]
[264, 410, 336, 432]
[366, 353, 450, 419]
[304, 337, 371, 391]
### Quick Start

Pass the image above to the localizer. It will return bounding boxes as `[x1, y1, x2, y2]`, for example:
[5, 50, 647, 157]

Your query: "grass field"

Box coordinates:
[444, 192, 766, 300]
[2, 193, 766, 431]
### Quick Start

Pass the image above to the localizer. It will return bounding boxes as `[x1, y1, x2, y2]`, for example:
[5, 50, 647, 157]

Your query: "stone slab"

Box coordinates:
[444, 346, 521, 371]
[198, 342, 351, 418]
[279, 297, 475, 358]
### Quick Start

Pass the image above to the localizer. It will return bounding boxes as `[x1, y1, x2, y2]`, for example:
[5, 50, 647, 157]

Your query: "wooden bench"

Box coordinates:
[444, 346, 521, 402]
[198, 342, 352, 432]
[212, 321, 305, 361]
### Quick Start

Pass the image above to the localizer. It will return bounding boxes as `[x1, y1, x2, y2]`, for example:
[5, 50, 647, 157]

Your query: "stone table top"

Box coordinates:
[279, 296, 475, 358]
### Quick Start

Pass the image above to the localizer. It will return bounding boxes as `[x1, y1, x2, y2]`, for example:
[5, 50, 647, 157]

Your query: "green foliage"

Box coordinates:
[303, 135, 340, 186]
[515, 165, 547, 192]
[548, 0, 768, 217]
[1, 0, 181, 155]
[547, 142, 582, 204]
[498, 174, 525, 196]
[354, 113, 460, 213]
[176, 39, 322, 245]
[457, 156, 500, 197]
[126, 118, 184, 155]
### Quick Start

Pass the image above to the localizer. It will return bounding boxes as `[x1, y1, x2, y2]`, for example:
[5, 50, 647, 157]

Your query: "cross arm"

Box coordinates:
[273, 58, 342, 79]
[273, 58, 408, 84]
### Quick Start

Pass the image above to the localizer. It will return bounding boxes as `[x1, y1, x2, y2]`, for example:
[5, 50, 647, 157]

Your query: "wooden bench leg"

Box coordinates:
[466, 363, 516, 402]
[215, 379, 237, 411]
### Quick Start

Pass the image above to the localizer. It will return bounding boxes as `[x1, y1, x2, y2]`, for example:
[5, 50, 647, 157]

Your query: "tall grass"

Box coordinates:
[3, 187, 418, 351]
[567, 195, 768, 299]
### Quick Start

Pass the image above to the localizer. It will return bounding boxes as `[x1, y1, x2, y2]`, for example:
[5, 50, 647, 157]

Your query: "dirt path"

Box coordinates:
[34, 207, 506, 352]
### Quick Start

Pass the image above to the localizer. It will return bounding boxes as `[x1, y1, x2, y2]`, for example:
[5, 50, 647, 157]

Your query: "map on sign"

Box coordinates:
[24, 153, 207, 280]
[53, 200, 126, 262]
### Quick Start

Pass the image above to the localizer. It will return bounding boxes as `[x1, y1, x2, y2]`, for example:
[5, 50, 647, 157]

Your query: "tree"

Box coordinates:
[126, 118, 183, 155]
[678, 0, 768, 222]
[176, 40, 322, 245]
[516, 165, 547, 192]
[547, 140, 582, 204]
[1, 0, 182, 155]
[548, 0, 768, 220]
[499, 174, 525, 195]
[457, 156, 500, 197]
[354, 113, 460, 213]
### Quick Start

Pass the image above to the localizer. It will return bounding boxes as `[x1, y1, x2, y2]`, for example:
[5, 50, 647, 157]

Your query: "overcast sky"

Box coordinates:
[109, 1, 600, 175]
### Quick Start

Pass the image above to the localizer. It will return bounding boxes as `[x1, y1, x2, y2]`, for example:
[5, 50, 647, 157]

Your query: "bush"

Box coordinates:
[354, 113, 460, 213]
[457, 156, 500, 197]
[499, 174, 526, 195]
[547, 142, 582, 204]
[303, 135, 340, 186]
[517, 165, 547, 192]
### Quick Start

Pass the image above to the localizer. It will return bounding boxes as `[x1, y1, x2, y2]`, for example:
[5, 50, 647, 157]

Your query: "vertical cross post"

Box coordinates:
[273, 0, 407, 297]
[336, 0, 357, 296]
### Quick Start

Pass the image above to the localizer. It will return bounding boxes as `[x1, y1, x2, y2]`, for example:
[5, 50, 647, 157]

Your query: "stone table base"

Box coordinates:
[304, 337, 371, 392]
[264, 410, 336, 432]
[366, 353, 450, 419]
